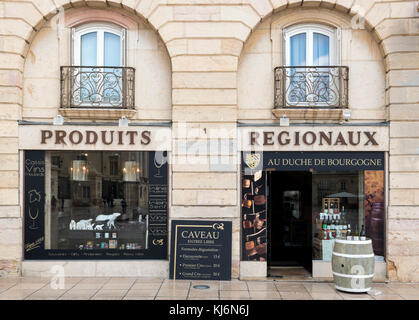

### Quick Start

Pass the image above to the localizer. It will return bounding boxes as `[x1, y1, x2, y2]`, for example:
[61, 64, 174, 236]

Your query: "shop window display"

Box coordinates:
[240, 151, 385, 265]
[312, 170, 385, 261]
[24, 150, 168, 259]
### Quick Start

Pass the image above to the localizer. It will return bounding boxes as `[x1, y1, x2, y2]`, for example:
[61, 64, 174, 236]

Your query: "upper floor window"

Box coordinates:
[61, 22, 135, 110]
[284, 24, 338, 66]
[72, 22, 126, 66]
[273, 23, 347, 109]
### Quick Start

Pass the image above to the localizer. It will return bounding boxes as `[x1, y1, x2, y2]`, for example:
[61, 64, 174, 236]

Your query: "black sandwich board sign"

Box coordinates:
[169, 220, 232, 281]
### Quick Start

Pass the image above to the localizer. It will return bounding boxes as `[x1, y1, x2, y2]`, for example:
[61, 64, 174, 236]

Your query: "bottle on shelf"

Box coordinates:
[342, 220, 347, 238]
[325, 218, 330, 240]
[346, 224, 352, 240]
[323, 226, 328, 240]
[360, 225, 366, 241]
[336, 219, 341, 238]
[353, 226, 359, 241]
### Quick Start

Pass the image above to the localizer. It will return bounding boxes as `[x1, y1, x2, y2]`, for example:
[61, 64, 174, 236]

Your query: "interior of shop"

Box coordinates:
[44, 151, 150, 251]
[266, 170, 385, 278]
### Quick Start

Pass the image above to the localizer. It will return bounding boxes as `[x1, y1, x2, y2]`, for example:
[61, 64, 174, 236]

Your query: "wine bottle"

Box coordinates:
[336, 219, 341, 238]
[346, 224, 352, 240]
[320, 220, 327, 240]
[341, 206, 346, 224]
[360, 225, 366, 241]
[342, 221, 347, 238]
[353, 226, 359, 241]
[323, 227, 328, 240]
[330, 220, 336, 239]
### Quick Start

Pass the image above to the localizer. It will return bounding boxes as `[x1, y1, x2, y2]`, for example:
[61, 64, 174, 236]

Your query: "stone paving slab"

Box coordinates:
[0, 277, 417, 300]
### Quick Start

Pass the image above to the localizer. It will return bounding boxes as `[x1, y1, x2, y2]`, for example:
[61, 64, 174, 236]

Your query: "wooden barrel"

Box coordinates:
[332, 239, 375, 293]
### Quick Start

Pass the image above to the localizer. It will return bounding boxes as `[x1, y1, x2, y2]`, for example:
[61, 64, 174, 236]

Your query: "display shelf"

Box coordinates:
[63, 227, 146, 240]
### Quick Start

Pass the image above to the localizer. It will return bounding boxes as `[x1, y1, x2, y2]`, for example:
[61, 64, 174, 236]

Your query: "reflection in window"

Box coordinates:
[45, 151, 150, 251]
[312, 171, 385, 261]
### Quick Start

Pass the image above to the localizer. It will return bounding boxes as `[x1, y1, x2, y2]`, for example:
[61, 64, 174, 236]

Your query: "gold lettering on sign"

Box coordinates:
[278, 131, 290, 145]
[267, 157, 382, 167]
[181, 231, 220, 240]
[248, 131, 380, 147]
[41, 130, 52, 144]
[39, 129, 154, 146]
[25, 237, 44, 252]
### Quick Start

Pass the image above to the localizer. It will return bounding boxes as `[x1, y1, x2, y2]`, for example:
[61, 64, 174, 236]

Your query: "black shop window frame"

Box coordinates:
[240, 151, 386, 262]
[23, 150, 169, 260]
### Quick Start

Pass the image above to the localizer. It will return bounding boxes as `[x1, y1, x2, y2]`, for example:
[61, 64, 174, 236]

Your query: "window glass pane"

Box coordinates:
[81, 32, 97, 66]
[313, 32, 329, 66]
[290, 33, 306, 66]
[104, 32, 121, 67]
[312, 170, 385, 261]
[103, 32, 122, 104]
[45, 151, 151, 251]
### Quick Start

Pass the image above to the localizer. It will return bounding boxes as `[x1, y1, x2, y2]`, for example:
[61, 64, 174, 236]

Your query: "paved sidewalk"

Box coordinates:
[0, 277, 418, 300]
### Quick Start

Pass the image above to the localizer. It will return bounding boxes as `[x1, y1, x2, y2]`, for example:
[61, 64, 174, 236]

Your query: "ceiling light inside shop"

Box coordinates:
[71, 160, 88, 181]
[123, 161, 140, 182]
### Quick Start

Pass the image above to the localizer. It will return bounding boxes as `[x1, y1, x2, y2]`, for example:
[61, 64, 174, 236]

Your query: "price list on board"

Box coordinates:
[169, 220, 232, 281]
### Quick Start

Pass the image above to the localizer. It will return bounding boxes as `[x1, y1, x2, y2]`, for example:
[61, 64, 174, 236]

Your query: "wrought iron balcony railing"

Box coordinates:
[60, 66, 135, 109]
[274, 66, 349, 109]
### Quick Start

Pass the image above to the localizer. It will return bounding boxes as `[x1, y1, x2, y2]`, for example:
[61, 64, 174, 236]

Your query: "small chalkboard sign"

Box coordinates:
[169, 220, 232, 281]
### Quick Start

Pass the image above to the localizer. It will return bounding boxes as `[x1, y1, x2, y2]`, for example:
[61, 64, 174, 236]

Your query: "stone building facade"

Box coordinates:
[0, 0, 418, 282]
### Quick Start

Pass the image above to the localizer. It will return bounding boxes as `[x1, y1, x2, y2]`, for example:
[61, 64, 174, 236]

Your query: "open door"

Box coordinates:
[268, 171, 312, 276]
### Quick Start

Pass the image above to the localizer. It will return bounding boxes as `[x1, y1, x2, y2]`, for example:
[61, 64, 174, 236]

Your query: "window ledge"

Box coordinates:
[272, 108, 343, 121]
[59, 108, 136, 120]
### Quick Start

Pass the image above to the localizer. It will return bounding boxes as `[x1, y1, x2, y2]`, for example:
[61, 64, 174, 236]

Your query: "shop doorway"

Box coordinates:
[267, 171, 312, 277]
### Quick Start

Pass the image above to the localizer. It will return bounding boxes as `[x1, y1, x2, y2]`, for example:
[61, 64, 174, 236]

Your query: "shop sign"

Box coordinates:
[170, 220, 232, 280]
[239, 126, 389, 151]
[19, 125, 171, 151]
[242, 151, 385, 172]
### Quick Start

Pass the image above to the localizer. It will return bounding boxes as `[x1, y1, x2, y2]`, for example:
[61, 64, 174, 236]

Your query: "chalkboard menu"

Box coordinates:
[24, 150, 46, 257]
[169, 220, 232, 281]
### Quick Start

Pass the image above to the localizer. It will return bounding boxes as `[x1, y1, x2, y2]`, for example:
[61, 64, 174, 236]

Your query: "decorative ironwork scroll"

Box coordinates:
[60, 66, 135, 109]
[274, 66, 348, 109]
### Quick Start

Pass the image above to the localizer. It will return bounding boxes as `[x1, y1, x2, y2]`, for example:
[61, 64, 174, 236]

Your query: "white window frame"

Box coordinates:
[71, 23, 127, 107]
[283, 23, 339, 66]
[72, 22, 126, 66]
[283, 24, 341, 107]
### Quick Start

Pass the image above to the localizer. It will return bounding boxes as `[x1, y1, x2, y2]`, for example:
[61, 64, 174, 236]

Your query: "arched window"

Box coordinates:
[72, 22, 126, 66]
[284, 24, 339, 66]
